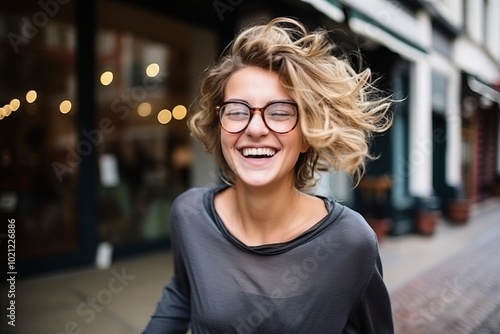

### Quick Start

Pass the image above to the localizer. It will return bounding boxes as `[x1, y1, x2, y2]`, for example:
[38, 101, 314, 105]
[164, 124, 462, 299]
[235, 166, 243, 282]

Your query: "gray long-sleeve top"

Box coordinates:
[142, 186, 394, 334]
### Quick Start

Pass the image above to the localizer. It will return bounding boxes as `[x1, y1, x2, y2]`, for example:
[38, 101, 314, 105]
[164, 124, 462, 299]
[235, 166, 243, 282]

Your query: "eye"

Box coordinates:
[222, 104, 250, 121]
[266, 103, 296, 120]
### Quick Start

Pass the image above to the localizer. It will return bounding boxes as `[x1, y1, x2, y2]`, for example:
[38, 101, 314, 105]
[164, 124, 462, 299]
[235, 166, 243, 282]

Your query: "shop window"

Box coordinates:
[0, 2, 78, 260]
[96, 1, 215, 246]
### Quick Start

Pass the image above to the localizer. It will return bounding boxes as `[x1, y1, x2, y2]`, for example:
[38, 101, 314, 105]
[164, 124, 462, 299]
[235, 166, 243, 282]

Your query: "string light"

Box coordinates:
[157, 109, 172, 124]
[100, 71, 114, 86]
[138, 102, 152, 117]
[172, 105, 187, 120]
[10, 99, 20, 111]
[146, 63, 160, 77]
[59, 100, 72, 114]
[26, 90, 37, 103]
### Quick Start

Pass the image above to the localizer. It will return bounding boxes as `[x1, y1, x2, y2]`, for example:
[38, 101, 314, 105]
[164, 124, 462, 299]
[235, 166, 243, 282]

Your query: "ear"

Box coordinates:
[300, 137, 309, 153]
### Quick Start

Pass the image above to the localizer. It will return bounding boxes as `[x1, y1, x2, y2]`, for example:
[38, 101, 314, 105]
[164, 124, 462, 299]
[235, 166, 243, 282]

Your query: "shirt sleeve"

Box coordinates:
[344, 252, 394, 334]
[141, 276, 191, 334]
[141, 194, 193, 334]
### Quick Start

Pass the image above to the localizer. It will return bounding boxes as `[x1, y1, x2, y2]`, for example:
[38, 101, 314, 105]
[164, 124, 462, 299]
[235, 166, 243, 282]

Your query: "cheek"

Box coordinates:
[220, 133, 237, 161]
[291, 132, 308, 153]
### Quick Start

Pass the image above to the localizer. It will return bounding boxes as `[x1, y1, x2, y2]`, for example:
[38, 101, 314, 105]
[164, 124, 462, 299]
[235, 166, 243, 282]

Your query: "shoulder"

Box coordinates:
[170, 187, 213, 222]
[323, 202, 384, 286]
[336, 204, 375, 236]
[328, 201, 379, 257]
[172, 187, 210, 205]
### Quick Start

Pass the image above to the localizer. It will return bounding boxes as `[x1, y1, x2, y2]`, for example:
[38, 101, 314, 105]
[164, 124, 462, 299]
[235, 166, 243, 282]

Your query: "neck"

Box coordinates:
[231, 180, 301, 245]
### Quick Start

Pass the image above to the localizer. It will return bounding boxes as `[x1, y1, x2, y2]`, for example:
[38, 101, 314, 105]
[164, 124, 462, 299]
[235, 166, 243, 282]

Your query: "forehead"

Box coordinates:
[224, 66, 291, 104]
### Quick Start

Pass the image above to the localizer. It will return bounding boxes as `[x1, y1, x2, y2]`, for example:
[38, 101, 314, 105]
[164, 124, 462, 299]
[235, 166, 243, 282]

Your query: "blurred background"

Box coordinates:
[0, 1, 499, 331]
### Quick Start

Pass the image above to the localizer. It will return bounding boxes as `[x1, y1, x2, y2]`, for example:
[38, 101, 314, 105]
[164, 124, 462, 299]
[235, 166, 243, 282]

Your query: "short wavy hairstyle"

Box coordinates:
[188, 17, 393, 189]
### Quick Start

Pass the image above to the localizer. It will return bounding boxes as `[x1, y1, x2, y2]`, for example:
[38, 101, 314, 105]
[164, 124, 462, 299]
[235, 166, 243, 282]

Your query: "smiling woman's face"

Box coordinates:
[220, 66, 309, 188]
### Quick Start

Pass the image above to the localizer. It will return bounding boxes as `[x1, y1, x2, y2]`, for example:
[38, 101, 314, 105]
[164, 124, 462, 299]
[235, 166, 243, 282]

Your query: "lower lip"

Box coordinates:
[241, 154, 276, 165]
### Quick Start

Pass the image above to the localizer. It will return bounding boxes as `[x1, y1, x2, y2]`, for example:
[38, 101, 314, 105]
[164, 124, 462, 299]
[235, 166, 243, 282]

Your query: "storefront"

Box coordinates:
[0, 0, 222, 274]
[460, 74, 500, 202]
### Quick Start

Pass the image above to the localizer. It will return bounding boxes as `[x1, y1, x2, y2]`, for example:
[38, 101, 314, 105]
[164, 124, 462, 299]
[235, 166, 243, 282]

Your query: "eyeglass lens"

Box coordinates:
[219, 102, 298, 133]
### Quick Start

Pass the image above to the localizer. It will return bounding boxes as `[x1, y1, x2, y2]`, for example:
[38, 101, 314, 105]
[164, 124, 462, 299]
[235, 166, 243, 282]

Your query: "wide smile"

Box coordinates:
[240, 147, 277, 158]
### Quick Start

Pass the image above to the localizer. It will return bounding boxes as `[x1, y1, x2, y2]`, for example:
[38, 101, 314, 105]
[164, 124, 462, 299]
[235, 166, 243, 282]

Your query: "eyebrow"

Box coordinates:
[224, 98, 297, 106]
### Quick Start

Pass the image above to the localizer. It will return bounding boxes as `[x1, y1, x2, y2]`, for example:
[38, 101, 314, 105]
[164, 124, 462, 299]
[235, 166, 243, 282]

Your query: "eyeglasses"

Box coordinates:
[216, 100, 299, 134]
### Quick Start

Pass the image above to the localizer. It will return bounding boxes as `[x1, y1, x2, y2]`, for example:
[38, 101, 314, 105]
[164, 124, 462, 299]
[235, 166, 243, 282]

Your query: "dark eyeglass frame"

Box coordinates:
[216, 99, 299, 134]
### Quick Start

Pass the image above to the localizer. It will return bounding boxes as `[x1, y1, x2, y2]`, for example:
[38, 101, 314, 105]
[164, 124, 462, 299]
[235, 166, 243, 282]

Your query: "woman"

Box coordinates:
[142, 17, 394, 333]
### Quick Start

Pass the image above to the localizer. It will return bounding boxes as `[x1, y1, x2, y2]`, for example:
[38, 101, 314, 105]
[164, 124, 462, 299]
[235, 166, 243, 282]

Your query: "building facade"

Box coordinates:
[1, 0, 499, 275]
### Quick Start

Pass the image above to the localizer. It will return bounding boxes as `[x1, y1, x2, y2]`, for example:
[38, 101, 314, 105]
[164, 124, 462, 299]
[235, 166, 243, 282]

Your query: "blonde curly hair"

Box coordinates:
[188, 17, 393, 189]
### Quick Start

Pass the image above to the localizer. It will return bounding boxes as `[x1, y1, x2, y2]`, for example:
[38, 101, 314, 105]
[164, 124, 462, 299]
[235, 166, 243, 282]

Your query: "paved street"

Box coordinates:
[390, 225, 500, 333]
[382, 198, 500, 333]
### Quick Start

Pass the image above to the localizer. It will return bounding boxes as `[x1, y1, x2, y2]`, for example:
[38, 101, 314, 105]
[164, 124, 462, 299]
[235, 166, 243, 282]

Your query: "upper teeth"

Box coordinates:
[242, 148, 276, 157]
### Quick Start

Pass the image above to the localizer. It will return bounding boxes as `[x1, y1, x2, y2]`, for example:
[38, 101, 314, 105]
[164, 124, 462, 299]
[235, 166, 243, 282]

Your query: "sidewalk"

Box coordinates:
[380, 197, 500, 292]
[2, 197, 499, 334]
[385, 199, 500, 333]
[390, 224, 500, 333]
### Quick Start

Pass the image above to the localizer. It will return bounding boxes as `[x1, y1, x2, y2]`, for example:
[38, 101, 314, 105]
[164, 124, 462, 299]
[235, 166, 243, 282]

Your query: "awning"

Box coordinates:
[345, 7, 427, 61]
[467, 76, 500, 105]
[302, 0, 428, 62]
[300, 0, 345, 23]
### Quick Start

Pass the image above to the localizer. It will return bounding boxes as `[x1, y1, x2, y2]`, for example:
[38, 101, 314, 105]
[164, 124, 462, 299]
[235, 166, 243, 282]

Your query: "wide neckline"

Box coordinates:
[204, 185, 341, 255]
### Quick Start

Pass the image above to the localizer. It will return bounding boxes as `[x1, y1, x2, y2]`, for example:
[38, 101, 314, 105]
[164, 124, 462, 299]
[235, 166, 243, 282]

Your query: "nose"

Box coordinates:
[245, 111, 269, 137]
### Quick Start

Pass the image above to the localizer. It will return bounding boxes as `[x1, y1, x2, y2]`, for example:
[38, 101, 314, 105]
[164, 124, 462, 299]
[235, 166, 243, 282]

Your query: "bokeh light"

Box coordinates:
[146, 63, 160, 77]
[59, 100, 72, 114]
[172, 105, 187, 120]
[26, 90, 37, 103]
[157, 109, 172, 124]
[10, 99, 20, 111]
[100, 71, 114, 86]
[138, 102, 152, 117]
